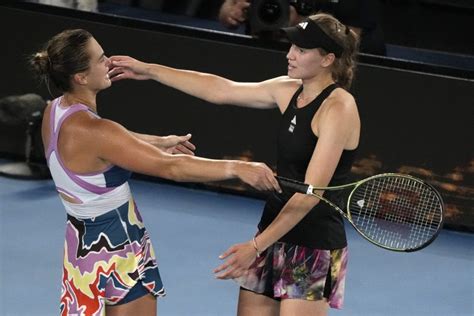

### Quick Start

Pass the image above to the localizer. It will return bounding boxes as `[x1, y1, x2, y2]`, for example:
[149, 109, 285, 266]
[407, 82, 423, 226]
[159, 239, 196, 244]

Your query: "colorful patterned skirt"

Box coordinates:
[236, 241, 348, 309]
[60, 198, 165, 315]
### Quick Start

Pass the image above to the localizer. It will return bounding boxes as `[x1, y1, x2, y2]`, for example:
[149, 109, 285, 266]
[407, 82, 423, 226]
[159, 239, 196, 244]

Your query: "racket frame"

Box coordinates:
[278, 173, 444, 252]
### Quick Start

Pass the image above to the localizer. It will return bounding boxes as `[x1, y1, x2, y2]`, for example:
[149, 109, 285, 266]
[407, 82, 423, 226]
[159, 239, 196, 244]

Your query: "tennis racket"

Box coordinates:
[276, 173, 444, 252]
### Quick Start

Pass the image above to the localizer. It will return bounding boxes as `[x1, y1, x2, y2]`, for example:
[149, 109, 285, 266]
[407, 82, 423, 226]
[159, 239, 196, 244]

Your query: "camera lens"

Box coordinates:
[258, 0, 282, 24]
[247, 0, 289, 35]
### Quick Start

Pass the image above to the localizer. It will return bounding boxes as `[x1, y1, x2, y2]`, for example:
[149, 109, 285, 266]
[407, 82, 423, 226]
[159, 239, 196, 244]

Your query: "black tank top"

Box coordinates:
[258, 84, 357, 249]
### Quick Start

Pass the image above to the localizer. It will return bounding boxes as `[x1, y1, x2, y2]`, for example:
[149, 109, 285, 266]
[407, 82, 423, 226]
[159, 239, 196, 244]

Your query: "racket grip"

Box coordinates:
[276, 176, 311, 194]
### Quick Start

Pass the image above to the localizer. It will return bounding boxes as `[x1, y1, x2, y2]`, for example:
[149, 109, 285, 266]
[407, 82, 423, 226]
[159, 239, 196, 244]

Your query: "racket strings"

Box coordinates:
[349, 176, 443, 250]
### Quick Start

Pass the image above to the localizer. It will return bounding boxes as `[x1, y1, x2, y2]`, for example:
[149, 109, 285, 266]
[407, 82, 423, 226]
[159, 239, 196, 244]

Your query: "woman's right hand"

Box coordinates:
[108, 56, 152, 81]
[235, 162, 281, 193]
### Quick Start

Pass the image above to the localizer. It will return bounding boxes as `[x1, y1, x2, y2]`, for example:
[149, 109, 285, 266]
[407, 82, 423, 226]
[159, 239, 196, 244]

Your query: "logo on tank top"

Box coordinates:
[289, 115, 296, 133]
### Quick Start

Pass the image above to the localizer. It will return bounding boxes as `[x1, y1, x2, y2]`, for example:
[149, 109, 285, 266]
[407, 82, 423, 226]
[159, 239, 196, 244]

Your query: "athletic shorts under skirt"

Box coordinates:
[236, 241, 348, 309]
[60, 198, 165, 315]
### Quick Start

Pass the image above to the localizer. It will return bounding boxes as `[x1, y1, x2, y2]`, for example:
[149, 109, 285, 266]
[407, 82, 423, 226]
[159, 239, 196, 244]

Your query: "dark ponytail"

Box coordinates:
[31, 51, 50, 77]
[30, 29, 93, 93]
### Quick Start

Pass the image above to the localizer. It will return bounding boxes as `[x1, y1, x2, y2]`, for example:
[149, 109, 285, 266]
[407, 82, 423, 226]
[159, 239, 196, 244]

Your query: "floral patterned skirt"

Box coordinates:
[235, 241, 348, 309]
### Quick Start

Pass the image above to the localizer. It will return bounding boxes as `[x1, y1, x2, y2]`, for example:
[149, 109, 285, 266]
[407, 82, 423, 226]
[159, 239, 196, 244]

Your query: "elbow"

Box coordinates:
[168, 165, 186, 182]
[207, 89, 227, 105]
[289, 193, 320, 214]
[210, 78, 234, 104]
[158, 155, 189, 182]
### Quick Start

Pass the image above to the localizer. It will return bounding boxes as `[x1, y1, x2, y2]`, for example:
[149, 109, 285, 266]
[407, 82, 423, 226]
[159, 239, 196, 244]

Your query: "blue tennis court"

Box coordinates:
[0, 176, 472, 315]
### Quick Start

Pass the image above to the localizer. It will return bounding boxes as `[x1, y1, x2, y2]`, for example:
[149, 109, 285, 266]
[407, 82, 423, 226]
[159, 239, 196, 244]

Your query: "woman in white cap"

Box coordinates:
[110, 12, 360, 315]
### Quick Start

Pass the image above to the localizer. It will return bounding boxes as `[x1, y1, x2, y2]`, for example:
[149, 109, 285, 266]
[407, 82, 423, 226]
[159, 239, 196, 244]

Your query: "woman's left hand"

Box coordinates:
[108, 56, 151, 81]
[213, 240, 257, 279]
[159, 134, 196, 155]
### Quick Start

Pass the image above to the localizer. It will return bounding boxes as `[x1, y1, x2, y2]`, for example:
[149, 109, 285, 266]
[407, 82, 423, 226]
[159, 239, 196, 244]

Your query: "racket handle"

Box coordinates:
[276, 176, 311, 194]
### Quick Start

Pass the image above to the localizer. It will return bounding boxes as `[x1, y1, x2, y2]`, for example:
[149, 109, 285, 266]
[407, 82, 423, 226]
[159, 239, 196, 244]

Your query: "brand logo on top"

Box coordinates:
[288, 115, 296, 133]
[298, 22, 308, 29]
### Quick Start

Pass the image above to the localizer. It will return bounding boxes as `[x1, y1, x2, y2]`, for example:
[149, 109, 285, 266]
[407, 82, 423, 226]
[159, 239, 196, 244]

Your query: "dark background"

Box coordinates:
[0, 3, 472, 231]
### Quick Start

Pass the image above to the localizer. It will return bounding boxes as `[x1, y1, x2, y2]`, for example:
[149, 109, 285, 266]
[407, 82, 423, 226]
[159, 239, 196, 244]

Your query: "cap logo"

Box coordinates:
[298, 22, 308, 29]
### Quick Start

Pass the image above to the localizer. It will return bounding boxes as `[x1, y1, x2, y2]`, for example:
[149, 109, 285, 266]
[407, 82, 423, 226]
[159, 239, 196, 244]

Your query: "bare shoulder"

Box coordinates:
[41, 101, 52, 126]
[41, 101, 53, 144]
[60, 111, 124, 143]
[324, 88, 358, 115]
[317, 88, 359, 132]
[44, 100, 52, 114]
[329, 88, 356, 105]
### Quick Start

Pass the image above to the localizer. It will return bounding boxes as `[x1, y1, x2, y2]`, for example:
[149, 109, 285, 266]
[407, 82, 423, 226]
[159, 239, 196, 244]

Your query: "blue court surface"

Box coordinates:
[1, 177, 473, 315]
